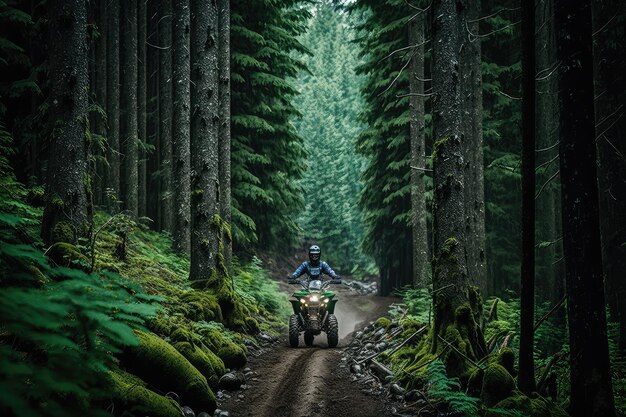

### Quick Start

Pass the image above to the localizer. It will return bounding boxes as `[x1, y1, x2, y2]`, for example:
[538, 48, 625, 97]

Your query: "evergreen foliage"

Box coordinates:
[230, 0, 310, 250]
[293, 1, 373, 275]
[349, 0, 429, 292]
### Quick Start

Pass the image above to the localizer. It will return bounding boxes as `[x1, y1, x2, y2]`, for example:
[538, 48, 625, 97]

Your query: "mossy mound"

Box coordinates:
[121, 330, 216, 413]
[179, 291, 223, 323]
[46, 242, 90, 269]
[480, 364, 515, 406]
[497, 347, 516, 377]
[198, 327, 247, 369]
[107, 369, 182, 417]
[375, 316, 392, 329]
[174, 341, 226, 389]
[485, 391, 569, 417]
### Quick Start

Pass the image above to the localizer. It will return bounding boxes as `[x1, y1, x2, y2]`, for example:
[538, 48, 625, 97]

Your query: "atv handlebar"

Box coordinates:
[287, 278, 342, 287]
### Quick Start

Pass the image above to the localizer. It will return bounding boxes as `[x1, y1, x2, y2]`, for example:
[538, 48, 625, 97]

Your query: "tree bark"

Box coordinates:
[218, 0, 232, 273]
[592, 0, 626, 351]
[460, 0, 487, 294]
[94, 0, 107, 208]
[159, 0, 174, 232]
[408, 13, 428, 288]
[137, 0, 147, 217]
[190, 0, 220, 286]
[430, 1, 486, 369]
[554, 0, 616, 415]
[518, 0, 537, 395]
[105, 0, 120, 211]
[42, 0, 90, 245]
[120, 0, 139, 217]
[172, 0, 191, 255]
[146, 0, 161, 229]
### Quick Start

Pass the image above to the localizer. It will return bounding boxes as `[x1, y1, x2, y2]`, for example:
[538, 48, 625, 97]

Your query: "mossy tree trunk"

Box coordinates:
[408, 12, 428, 288]
[146, 1, 161, 229]
[460, 0, 487, 294]
[518, 0, 537, 395]
[138, 0, 148, 218]
[429, 0, 487, 375]
[94, 0, 107, 208]
[218, 0, 232, 274]
[190, 0, 220, 287]
[120, 0, 139, 217]
[173, 0, 191, 255]
[105, 0, 120, 211]
[159, 0, 174, 233]
[554, 0, 616, 415]
[42, 0, 90, 245]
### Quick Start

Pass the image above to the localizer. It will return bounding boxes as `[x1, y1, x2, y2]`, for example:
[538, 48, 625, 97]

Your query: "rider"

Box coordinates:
[289, 245, 340, 281]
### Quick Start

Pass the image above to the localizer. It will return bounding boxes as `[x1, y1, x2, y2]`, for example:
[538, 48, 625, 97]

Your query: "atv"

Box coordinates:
[287, 278, 341, 348]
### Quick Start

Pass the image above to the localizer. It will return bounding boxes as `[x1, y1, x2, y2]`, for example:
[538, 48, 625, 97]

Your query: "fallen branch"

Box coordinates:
[357, 325, 428, 365]
[534, 295, 566, 332]
[437, 335, 481, 369]
[370, 359, 394, 379]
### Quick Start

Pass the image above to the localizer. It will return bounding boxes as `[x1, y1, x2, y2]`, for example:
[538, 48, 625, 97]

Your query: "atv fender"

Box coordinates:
[327, 299, 337, 314]
[290, 299, 302, 314]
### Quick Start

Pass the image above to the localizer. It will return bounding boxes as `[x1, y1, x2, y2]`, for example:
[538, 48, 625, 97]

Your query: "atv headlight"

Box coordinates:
[323, 298, 329, 303]
[309, 295, 319, 302]
[300, 298, 306, 303]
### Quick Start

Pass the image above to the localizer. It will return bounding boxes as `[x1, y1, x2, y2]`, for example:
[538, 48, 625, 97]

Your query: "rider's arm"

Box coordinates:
[291, 262, 309, 279]
[321, 262, 338, 279]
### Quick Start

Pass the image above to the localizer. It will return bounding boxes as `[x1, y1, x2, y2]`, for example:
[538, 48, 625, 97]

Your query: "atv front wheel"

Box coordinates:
[289, 314, 299, 347]
[304, 331, 314, 347]
[326, 314, 338, 348]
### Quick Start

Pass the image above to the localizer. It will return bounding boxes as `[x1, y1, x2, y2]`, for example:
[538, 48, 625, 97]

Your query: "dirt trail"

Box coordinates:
[219, 285, 398, 417]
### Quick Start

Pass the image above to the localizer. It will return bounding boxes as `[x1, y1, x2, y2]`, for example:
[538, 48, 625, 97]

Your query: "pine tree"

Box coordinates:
[41, 0, 89, 245]
[138, 0, 148, 217]
[105, 0, 120, 210]
[159, 0, 174, 232]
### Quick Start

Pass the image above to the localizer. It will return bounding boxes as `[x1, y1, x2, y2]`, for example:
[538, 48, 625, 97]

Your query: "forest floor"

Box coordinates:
[218, 254, 399, 417]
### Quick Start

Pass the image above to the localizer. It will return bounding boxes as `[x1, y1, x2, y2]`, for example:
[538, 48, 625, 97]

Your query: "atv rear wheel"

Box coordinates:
[304, 331, 314, 346]
[289, 314, 299, 347]
[327, 314, 338, 348]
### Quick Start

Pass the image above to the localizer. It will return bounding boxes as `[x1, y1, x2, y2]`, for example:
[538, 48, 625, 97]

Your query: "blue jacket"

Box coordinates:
[291, 261, 338, 280]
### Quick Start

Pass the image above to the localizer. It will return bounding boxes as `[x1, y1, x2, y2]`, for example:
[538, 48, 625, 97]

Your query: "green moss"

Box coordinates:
[174, 341, 225, 389]
[480, 364, 515, 407]
[486, 391, 569, 417]
[198, 328, 247, 369]
[51, 221, 74, 244]
[375, 316, 392, 329]
[497, 348, 516, 377]
[121, 330, 216, 413]
[46, 242, 90, 268]
[179, 290, 223, 322]
[107, 369, 182, 417]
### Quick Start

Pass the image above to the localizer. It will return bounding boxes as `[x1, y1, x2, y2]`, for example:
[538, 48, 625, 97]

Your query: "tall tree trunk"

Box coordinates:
[94, 0, 107, 208]
[173, 0, 191, 255]
[518, 0, 536, 395]
[218, 0, 232, 273]
[137, 0, 147, 217]
[461, 0, 487, 294]
[159, 0, 174, 232]
[190, 0, 220, 286]
[42, 0, 89, 245]
[554, 0, 616, 415]
[106, 0, 120, 211]
[408, 12, 428, 287]
[147, 0, 161, 229]
[430, 0, 486, 370]
[593, 0, 626, 351]
[121, 0, 139, 217]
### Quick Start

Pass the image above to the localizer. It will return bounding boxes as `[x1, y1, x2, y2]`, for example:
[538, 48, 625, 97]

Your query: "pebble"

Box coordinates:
[390, 383, 405, 396]
[350, 364, 363, 374]
[364, 342, 375, 351]
[181, 406, 195, 417]
[198, 413, 211, 417]
[375, 342, 387, 352]
[218, 372, 244, 391]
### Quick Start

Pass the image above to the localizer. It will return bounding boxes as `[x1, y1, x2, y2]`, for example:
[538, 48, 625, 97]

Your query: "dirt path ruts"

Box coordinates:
[219, 286, 398, 417]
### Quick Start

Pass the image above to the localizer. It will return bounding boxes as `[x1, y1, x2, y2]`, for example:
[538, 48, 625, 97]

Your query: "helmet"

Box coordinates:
[308, 245, 321, 263]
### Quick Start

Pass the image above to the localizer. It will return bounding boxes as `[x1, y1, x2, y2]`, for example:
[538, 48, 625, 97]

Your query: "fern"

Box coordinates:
[426, 359, 480, 417]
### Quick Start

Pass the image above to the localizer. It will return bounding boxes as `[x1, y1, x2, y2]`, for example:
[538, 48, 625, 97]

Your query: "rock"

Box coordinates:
[355, 331, 363, 340]
[481, 364, 515, 407]
[212, 410, 222, 417]
[258, 332, 274, 343]
[375, 342, 387, 352]
[364, 343, 375, 351]
[374, 328, 386, 338]
[181, 406, 196, 417]
[218, 372, 244, 391]
[218, 411, 229, 417]
[350, 364, 363, 374]
[243, 367, 251, 373]
[198, 413, 211, 417]
[390, 383, 405, 396]
[404, 389, 420, 402]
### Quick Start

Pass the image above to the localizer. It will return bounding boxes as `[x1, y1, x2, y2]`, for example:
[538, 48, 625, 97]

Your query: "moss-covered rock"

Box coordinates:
[174, 341, 226, 389]
[107, 369, 182, 417]
[46, 242, 90, 269]
[497, 347, 516, 377]
[481, 364, 515, 407]
[199, 328, 247, 369]
[121, 330, 216, 413]
[179, 291, 223, 323]
[375, 316, 392, 329]
[50, 221, 75, 244]
[485, 391, 569, 417]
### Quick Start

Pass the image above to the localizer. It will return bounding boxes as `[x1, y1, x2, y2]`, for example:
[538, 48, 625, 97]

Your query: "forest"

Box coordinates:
[0, 0, 625, 416]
